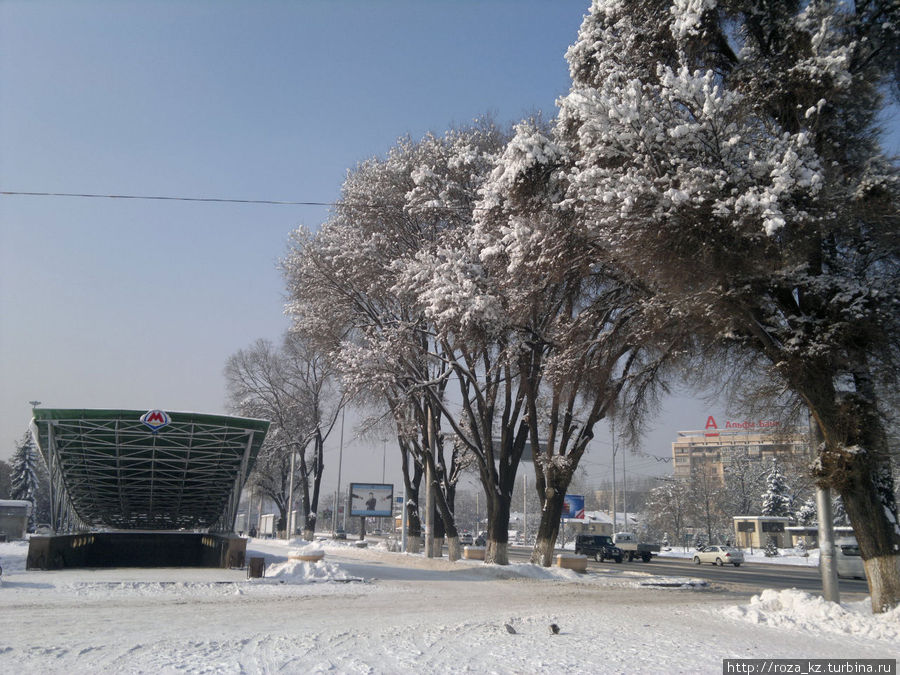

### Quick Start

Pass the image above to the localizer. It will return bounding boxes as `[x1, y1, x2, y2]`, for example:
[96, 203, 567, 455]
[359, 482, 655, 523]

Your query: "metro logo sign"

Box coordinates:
[140, 409, 171, 431]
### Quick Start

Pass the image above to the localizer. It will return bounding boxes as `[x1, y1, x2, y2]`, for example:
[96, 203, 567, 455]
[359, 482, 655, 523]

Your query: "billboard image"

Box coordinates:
[562, 494, 585, 519]
[349, 483, 394, 517]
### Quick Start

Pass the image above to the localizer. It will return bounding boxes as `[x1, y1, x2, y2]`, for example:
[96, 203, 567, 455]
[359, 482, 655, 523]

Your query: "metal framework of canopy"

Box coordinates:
[31, 409, 269, 533]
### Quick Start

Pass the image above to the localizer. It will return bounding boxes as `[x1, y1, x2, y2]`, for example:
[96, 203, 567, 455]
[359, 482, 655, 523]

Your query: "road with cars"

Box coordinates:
[506, 547, 870, 598]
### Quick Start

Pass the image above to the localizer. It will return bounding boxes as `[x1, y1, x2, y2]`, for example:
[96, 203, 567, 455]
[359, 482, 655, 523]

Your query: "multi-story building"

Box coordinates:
[672, 415, 810, 484]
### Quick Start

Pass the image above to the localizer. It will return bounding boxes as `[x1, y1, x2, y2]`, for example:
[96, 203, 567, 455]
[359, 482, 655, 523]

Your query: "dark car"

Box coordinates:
[574, 534, 624, 563]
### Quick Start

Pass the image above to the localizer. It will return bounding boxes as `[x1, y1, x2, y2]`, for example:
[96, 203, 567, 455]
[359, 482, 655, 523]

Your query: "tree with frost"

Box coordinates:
[284, 222, 432, 550]
[645, 479, 691, 544]
[0, 459, 11, 499]
[472, 118, 680, 565]
[688, 466, 728, 544]
[225, 332, 343, 537]
[832, 494, 851, 527]
[386, 123, 537, 565]
[796, 498, 817, 526]
[761, 460, 792, 517]
[722, 451, 766, 517]
[283, 126, 508, 558]
[9, 431, 50, 529]
[558, 0, 900, 611]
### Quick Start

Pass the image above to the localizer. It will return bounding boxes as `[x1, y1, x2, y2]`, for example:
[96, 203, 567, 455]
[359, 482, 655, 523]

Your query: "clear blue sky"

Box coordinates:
[2, 2, 894, 490]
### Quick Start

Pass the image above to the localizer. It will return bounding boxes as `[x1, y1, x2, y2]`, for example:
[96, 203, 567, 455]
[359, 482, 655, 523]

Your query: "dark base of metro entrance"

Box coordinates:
[26, 532, 247, 570]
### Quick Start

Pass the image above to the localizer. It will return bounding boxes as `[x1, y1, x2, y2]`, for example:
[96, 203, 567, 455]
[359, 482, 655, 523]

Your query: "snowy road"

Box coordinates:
[1, 538, 897, 674]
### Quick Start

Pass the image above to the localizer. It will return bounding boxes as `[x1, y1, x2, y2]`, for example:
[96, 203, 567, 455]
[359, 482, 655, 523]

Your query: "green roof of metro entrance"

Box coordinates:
[31, 409, 270, 531]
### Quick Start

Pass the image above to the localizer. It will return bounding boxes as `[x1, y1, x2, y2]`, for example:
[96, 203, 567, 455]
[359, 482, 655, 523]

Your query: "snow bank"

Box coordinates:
[724, 589, 900, 641]
[0, 539, 28, 575]
[264, 558, 360, 584]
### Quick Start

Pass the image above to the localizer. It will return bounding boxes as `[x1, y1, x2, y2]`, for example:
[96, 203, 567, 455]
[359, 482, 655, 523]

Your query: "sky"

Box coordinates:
[1, 2, 896, 494]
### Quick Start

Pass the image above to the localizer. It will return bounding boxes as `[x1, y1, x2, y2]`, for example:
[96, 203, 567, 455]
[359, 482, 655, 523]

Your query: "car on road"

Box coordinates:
[459, 531, 474, 546]
[834, 537, 865, 580]
[574, 534, 624, 563]
[693, 545, 744, 567]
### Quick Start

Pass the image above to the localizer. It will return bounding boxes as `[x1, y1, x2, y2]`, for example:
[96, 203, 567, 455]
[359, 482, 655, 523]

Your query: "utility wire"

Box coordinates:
[1, 190, 335, 207]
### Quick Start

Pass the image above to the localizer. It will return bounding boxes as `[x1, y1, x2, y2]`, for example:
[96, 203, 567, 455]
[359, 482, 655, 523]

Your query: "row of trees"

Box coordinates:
[236, 1, 897, 610]
[645, 457, 817, 545]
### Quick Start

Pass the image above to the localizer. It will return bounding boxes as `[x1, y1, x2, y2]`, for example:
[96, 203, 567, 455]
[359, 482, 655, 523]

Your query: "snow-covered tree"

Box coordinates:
[559, 0, 900, 612]
[832, 494, 851, 527]
[0, 459, 11, 499]
[283, 125, 509, 558]
[722, 451, 766, 517]
[9, 431, 50, 529]
[645, 479, 691, 544]
[688, 467, 728, 544]
[471, 118, 675, 565]
[761, 460, 792, 517]
[795, 499, 817, 526]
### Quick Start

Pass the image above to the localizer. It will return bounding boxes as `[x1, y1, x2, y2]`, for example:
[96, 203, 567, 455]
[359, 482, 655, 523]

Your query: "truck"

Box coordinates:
[573, 534, 624, 563]
[612, 532, 660, 562]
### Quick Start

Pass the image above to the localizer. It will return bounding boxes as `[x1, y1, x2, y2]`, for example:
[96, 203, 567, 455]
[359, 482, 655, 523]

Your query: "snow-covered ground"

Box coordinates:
[1, 538, 897, 674]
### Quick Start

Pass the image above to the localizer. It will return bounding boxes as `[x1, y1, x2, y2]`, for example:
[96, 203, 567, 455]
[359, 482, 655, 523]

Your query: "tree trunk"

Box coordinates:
[424, 450, 459, 560]
[485, 492, 511, 565]
[530, 486, 567, 567]
[400, 438, 423, 540]
[836, 457, 900, 613]
[810, 377, 900, 613]
[407, 535, 422, 554]
[308, 431, 325, 537]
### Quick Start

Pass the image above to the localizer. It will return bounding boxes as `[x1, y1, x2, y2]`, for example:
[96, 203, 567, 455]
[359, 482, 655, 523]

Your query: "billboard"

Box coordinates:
[349, 483, 394, 517]
[562, 494, 585, 519]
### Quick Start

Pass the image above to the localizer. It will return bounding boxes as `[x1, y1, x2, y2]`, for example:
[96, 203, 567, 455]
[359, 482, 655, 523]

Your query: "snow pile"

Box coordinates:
[724, 589, 900, 641]
[0, 539, 28, 575]
[286, 540, 325, 557]
[263, 558, 361, 584]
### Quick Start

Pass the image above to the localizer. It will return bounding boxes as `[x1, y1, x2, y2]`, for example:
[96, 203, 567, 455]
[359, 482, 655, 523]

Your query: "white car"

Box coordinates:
[833, 537, 865, 579]
[693, 545, 744, 567]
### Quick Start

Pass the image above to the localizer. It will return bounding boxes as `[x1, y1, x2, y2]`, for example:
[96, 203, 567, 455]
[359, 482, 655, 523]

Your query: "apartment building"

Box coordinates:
[672, 415, 810, 483]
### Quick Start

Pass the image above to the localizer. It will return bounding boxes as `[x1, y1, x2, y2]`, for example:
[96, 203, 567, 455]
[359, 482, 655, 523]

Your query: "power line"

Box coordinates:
[1, 190, 335, 207]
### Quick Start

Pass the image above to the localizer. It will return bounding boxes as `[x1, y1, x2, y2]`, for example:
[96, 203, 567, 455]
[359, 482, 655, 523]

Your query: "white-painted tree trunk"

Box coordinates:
[486, 540, 509, 565]
[446, 536, 461, 561]
[864, 555, 900, 614]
